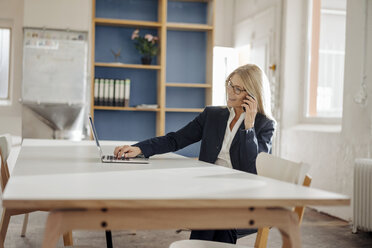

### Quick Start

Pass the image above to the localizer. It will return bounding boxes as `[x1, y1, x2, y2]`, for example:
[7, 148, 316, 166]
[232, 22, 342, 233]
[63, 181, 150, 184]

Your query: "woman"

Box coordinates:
[114, 64, 276, 244]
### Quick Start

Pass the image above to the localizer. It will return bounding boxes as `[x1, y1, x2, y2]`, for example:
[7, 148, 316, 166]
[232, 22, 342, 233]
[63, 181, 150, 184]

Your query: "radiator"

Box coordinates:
[353, 158, 372, 233]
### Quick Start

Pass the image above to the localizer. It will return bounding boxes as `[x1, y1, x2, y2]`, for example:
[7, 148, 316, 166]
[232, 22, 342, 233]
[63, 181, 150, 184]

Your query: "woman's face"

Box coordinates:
[226, 74, 247, 109]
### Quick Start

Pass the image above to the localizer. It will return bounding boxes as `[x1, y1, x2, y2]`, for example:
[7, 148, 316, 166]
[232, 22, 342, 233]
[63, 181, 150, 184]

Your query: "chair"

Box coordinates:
[169, 152, 312, 248]
[0, 135, 73, 247]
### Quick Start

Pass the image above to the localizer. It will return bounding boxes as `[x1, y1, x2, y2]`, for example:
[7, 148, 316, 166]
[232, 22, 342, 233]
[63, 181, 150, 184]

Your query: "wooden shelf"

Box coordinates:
[94, 106, 160, 112]
[95, 62, 161, 70]
[170, 0, 210, 2]
[167, 22, 213, 31]
[95, 18, 161, 28]
[166, 83, 212, 88]
[166, 108, 204, 113]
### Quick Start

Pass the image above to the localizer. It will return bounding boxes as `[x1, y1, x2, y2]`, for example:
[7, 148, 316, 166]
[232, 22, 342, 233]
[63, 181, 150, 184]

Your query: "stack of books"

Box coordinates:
[94, 78, 130, 107]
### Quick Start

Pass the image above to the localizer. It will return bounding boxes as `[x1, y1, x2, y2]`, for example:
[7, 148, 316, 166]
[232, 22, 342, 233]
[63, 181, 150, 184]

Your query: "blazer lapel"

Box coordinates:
[230, 121, 245, 150]
[217, 108, 230, 146]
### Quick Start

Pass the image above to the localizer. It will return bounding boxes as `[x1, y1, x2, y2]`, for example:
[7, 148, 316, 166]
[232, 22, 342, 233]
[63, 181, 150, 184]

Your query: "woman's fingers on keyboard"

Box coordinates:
[114, 146, 121, 156]
[125, 150, 138, 158]
[116, 145, 128, 158]
[115, 146, 142, 158]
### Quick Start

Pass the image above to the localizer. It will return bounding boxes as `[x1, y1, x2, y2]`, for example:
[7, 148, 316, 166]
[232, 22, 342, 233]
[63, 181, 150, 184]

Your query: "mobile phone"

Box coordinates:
[243, 93, 255, 112]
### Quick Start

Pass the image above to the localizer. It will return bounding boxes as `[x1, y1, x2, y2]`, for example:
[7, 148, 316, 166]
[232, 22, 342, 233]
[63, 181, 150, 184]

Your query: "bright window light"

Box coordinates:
[212, 46, 238, 106]
[0, 28, 11, 100]
[307, 0, 347, 118]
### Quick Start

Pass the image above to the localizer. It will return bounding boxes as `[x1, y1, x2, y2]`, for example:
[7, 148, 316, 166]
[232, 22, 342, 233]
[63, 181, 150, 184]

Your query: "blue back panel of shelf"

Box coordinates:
[166, 87, 205, 108]
[95, 0, 158, 21]
[167, 1, 207, 24]
[166, 30, 206, 83]
[95, 26, 158, 64]
[95, 67, 157, 106]
[166, 112, 201, 157]
[94, 110, 156, 141]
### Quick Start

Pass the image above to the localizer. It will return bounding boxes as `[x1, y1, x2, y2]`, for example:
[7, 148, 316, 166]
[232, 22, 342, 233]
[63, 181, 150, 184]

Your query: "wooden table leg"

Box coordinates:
[277, 212, 301, 248]
[42, 211, 64, 248]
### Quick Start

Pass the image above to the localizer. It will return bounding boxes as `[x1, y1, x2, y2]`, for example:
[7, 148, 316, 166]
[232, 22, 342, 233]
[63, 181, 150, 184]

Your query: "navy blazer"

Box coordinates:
[135, 106, 275, 174]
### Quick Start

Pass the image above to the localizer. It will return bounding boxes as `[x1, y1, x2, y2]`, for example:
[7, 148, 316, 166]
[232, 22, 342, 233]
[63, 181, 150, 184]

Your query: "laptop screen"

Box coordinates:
[88, 115, 103, 157]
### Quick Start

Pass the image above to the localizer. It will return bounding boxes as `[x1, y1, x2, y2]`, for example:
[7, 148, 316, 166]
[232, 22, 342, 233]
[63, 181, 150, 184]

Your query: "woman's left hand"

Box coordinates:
[242, 94, 257, 129]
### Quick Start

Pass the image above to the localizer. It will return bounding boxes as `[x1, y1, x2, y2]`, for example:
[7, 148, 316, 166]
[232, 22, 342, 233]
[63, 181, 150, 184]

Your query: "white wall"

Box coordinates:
[0, 0, 24, 136]
[279, 0, 372, 221]
[23, 0, 90, 31]
[279, 0, 306, 129]
[234, 0, 280, 23]
[214, 0, 234, 47]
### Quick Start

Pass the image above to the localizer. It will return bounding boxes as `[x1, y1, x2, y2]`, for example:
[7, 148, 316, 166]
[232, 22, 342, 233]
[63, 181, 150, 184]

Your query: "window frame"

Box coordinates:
[0, 24, 12, 105]
[302, 0, 345, 124]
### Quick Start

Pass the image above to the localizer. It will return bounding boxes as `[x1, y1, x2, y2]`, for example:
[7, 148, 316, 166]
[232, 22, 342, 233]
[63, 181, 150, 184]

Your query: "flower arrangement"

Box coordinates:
[131, 29, 159, 64]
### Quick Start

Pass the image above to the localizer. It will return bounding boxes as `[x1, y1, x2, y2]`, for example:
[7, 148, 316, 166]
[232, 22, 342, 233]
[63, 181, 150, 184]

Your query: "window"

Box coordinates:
[0, 28, 11, 100]
[212, 46, 238, 106]
[307, 0, 347, 118]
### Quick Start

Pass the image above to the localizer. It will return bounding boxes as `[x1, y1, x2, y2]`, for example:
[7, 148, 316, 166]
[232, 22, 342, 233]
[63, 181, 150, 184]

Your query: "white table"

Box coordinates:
[2, 139, 350, 248]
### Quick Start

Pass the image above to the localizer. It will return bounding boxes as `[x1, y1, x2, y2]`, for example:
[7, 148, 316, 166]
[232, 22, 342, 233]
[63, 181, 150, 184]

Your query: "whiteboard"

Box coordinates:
[22, 28, 88, 104]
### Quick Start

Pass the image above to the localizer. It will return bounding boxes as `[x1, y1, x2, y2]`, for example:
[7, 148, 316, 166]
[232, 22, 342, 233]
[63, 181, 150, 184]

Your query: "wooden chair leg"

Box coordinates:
[254, 227, 270, 248]
[0, 208, 11, 248]
[21, 213, 29, 237]
[63, 231, 73, 246]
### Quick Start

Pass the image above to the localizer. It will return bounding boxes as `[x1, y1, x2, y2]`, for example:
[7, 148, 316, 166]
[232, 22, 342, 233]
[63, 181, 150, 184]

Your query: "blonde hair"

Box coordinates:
[226, 64, 274, 120]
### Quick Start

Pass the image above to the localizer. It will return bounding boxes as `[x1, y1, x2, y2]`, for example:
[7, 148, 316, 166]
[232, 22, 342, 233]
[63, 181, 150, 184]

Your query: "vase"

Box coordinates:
[141, 56, 152, 65]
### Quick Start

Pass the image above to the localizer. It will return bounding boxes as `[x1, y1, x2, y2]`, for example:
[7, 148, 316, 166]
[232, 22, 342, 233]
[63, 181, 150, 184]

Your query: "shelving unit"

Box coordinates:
[95, 62, 161, 70]
[166, 83, 212, 88]
[165, 108, 204, 112]
[94, 106, 160, 112]
[166, 23, 213, 31]
[91, 0, 214, 157]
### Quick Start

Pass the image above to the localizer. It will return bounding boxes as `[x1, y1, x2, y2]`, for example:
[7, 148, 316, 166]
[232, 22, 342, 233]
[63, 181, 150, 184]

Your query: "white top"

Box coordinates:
[215, 109, 245, 169]
[2, 139, 350, 210]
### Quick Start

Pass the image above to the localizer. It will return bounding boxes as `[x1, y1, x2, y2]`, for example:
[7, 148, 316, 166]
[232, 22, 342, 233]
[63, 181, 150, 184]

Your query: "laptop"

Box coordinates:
[88, 115, 149, 164]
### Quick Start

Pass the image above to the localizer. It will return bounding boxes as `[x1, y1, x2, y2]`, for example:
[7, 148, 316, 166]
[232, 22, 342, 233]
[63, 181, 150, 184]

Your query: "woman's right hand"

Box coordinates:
[114, 145, 142, 158]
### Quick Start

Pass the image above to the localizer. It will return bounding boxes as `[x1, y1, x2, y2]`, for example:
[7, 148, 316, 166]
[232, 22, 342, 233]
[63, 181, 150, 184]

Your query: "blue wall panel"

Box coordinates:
[166, 112, 202, 157]
[96, 0, 158, 21]
[166, 88, 205, 108]
[94, 110, 156, 141]
[95, 67, 157, 107]
[167, 1, 207, 24]
[95, 26, 158, 64]
[166, 31, 206, 83]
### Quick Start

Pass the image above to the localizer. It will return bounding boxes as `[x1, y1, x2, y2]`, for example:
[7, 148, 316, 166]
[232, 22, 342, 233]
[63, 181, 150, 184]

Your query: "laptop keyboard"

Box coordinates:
[105, 154, 145, 161]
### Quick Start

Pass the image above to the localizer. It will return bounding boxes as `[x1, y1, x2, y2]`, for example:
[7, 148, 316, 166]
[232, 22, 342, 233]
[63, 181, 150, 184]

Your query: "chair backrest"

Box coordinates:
[256, 152, 309, 185]
[254, 152, 312, 248]
[0, 134, 12, 192]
